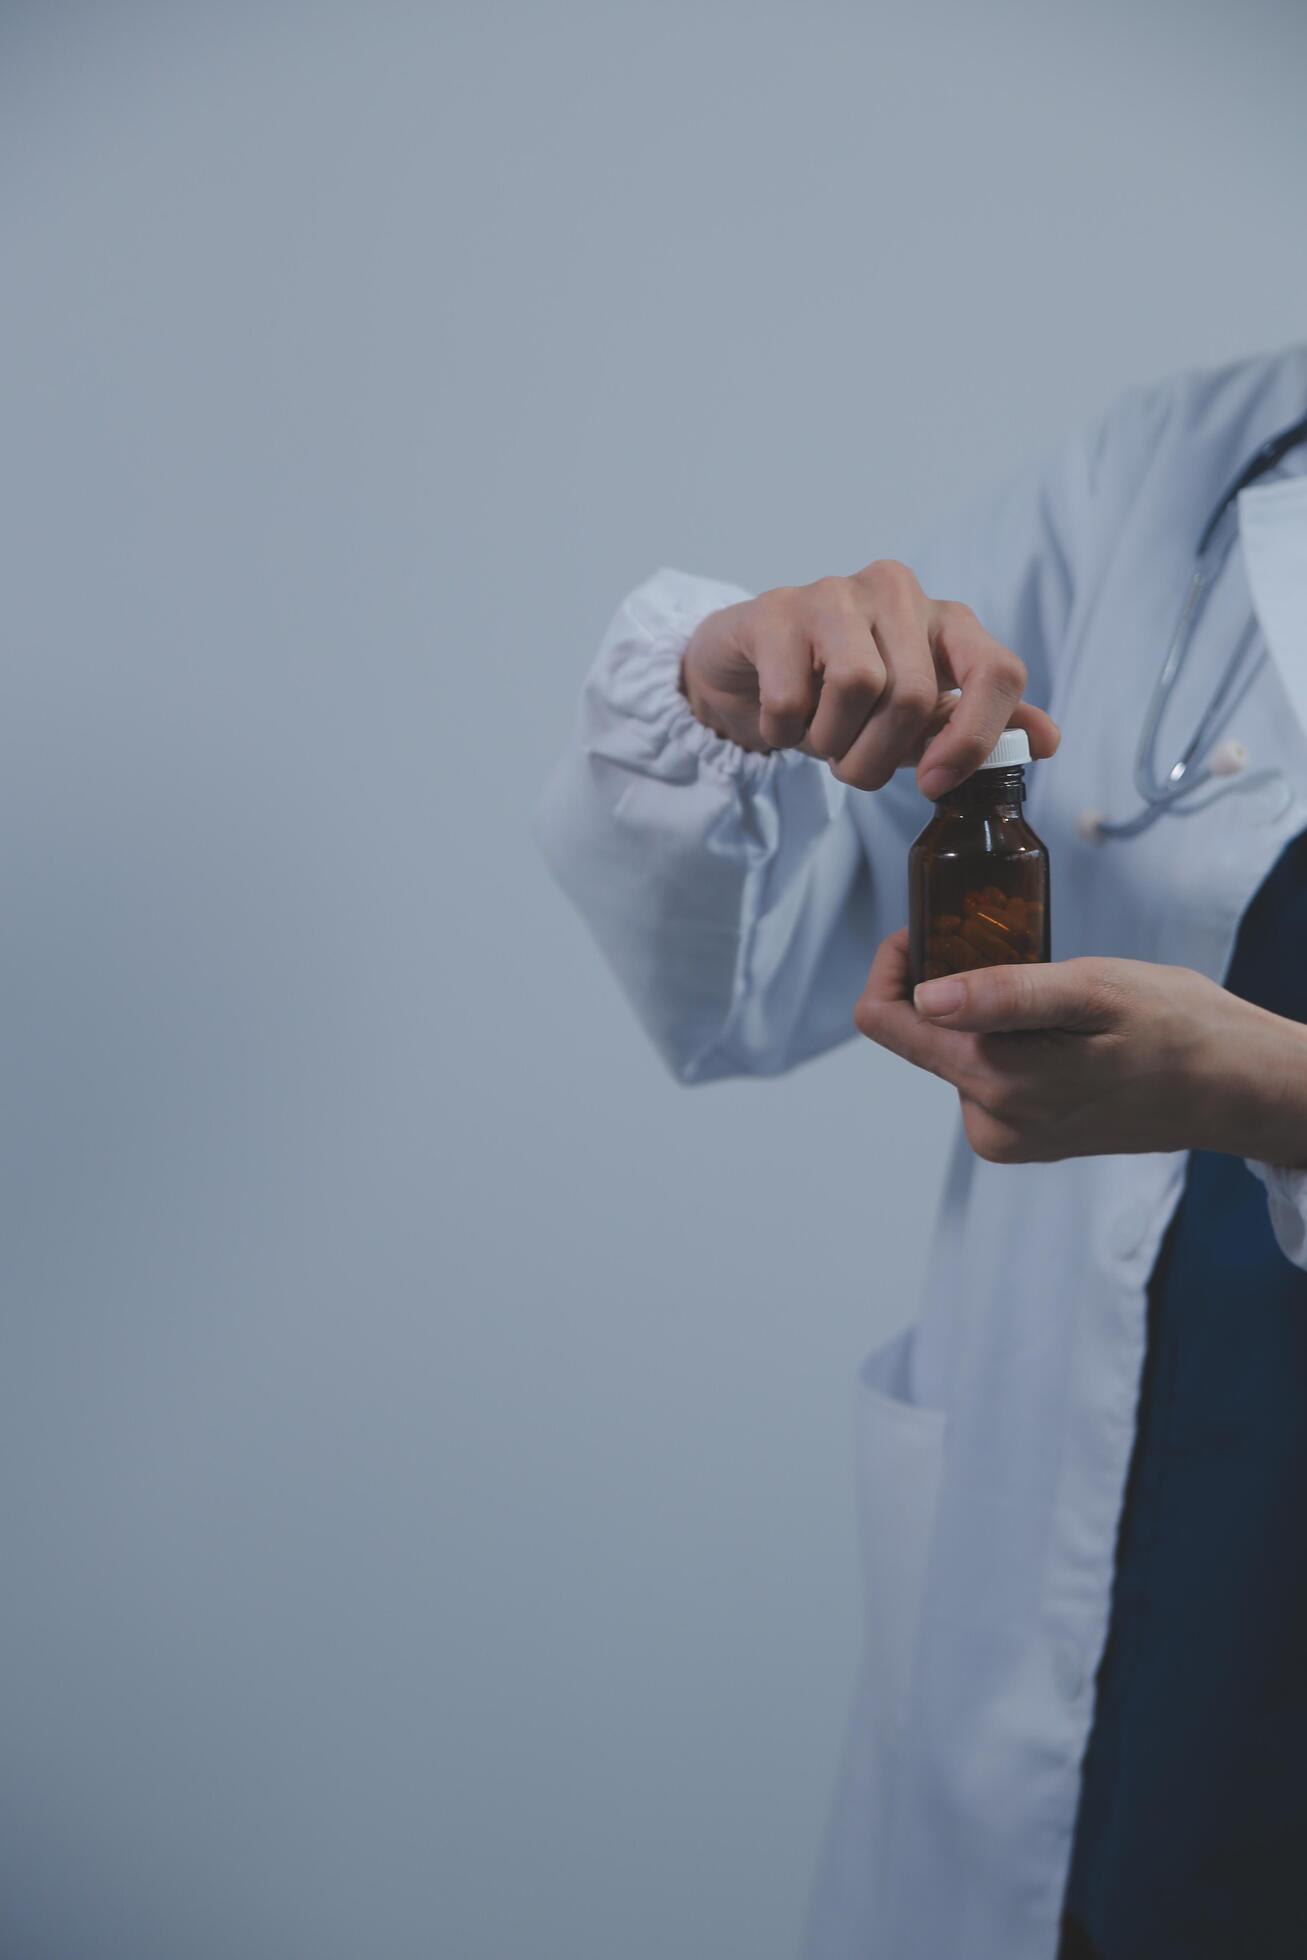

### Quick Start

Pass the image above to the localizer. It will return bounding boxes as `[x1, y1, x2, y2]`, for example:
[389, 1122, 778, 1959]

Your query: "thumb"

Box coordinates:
[913, 959, 1111, 1034]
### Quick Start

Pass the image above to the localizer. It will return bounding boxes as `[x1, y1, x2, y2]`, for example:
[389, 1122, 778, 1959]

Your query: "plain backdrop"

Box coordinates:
[3, 4, 1306, 1956]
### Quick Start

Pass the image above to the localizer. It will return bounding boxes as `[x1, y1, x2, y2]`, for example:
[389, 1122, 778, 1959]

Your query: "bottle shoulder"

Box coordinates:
[910, 806, 1047, 856]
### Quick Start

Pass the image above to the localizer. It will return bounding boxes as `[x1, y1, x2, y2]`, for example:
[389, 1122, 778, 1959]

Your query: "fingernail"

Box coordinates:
[915, 978, 965, 1016]
[918, 766, 959, 800]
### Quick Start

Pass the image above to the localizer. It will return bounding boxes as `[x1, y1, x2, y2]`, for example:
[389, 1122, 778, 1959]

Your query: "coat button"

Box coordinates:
[1053, 1639, 1088, 1703]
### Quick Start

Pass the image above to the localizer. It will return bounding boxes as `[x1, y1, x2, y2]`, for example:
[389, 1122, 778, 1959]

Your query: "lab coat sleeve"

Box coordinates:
[1245, 1160, 1307, 1271]
[534, 567, 878, 1083]
[536, 406, 1118, 1085]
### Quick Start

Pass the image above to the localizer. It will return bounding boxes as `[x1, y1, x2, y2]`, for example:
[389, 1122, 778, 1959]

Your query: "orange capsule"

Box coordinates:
[936, 934, 984, 972]
[960, 918, 1014, 963]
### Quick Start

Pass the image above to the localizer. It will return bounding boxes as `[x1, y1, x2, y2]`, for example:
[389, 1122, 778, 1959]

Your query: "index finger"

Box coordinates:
[916, 604, 1054, 798]
[897, 692, 1059, 768]
[852, 929, 977, 1085]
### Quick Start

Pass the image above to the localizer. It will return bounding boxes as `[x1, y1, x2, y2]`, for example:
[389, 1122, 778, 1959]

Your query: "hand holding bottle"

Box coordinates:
[854, 930, 1307, 1169]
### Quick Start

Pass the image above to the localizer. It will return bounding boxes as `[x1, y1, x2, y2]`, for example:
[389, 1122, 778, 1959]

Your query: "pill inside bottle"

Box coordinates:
[907, 727, 1050, 990]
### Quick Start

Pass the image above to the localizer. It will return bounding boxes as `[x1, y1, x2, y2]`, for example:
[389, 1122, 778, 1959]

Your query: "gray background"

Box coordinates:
[2, 3, 1306, 1956]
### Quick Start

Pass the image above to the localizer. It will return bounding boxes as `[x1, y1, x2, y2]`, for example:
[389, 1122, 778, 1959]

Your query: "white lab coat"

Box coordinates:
[536, 344, 1307, 1960]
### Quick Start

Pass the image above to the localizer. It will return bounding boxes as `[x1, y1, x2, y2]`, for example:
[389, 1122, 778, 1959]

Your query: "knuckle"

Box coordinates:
[761, 686, 809, 722]
[934, 599, 976, 639]
[952, 728, 993, 770]
[889, 675, 936, 725]
[981, 1072, 1020, 1122]
[751, 588, 802, 638]
[759, 584, 800, 614]
[824, 659, 880, 702]
[853, 993, 883, 1038]
[962, 1103, 997, 1158]
[807, 574, 855, 612]
[964, 1106, 1022, 1164]
[859, 557, 918, 600]
[992, 648, 1027, 692]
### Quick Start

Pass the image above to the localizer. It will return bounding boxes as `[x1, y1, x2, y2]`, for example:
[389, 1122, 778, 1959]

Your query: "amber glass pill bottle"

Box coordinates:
[908, 728, 1050, 989]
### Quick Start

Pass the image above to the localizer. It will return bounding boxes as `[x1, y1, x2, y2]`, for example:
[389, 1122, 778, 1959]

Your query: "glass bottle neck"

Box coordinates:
[936, 765, 1027, 813]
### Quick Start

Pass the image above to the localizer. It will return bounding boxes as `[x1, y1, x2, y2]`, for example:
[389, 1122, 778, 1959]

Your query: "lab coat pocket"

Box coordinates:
[855, 1324, 948, 1748]
[802, 1326, 947, 1958]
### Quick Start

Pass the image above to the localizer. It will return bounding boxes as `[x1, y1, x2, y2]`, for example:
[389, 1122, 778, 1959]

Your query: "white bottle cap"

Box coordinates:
[977, 726, 1032, 771]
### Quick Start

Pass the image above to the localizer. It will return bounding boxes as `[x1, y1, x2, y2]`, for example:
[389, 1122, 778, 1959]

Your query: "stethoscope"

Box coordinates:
[1086, 409, 1307, 842]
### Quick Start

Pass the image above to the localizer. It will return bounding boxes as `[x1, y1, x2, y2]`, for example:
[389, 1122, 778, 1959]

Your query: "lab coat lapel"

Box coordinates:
[1239, 475, 1307, 743]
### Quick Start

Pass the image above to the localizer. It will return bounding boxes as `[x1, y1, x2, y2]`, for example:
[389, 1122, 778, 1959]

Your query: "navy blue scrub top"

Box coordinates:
[1064, 827, 1307, 1960]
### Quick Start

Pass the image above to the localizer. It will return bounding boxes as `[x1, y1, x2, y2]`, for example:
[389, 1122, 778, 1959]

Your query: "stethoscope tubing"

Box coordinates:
[1090, 409, 1307, 842]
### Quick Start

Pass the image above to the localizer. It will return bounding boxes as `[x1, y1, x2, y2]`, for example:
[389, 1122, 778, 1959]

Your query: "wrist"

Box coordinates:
[679, 643, 714, 731]
[1195, 997, 1307, 1168]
